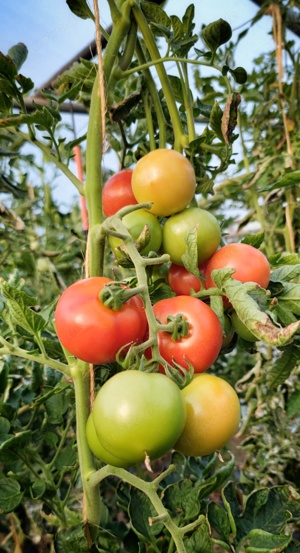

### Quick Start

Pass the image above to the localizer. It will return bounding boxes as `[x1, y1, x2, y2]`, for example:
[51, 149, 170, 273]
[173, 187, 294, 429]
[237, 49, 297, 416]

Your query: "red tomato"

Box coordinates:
[152, 296, 223, 373]
[204, 243, 271, 291]
[55, 277, 147, 364]
[168, 263, 206, 296]
[102, 169, 137, 217]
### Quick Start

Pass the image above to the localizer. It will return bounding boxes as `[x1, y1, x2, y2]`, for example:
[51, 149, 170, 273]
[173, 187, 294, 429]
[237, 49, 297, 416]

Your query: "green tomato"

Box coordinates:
[92, 370, 186, 465]
[230, 311, 257, 342]
[109, 208, 162, 257]
[162, 207, 221, 265]
[86, 413, 131, 467]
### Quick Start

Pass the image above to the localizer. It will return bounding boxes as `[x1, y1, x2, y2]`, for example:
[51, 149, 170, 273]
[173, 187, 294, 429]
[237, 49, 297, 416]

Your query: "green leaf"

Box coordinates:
[235, 485, 300, 541]
[0, 477, 23, 513]
[16, 73, 34, 94]
[55, 525, 90, 553]
[66, 0, 94, 20]
[0, 52, 18, 79]
[30, 479, 46, 500]
[211, 269, 300, 346]
[54, 441, 77, 470]
[141, 3, 171, 32]
[181, 226, 201, 277]
[268, 347, 300, 388]
[163, 479, 201, 520]
[271, 264, 300, 283]
[264, 169, 300, 191]
[209, 101, 224, 142]
[182, 4, 195, 36]
[168, 75, 184, 104]
[242, 232, 265, 249]
[129, 488, 164, 543]
[0, 281, 47, 336]
[184, 518, 213, 553]
[287, 389, 300, 418]
[7, 43, 28, 71]
[197, 452, 235, 501]
[245, 529, 291, 553]
[274, 283, 300, 316]
[207, 502, 231, 542]
[201, 19, 232, 53]
[0, 430, 32, 453]
[230, 66, 248, 84]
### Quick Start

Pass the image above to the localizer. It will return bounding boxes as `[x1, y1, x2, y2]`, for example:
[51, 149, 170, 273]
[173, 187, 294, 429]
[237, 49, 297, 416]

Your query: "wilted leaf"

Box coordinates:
[221, 92, 241, 145]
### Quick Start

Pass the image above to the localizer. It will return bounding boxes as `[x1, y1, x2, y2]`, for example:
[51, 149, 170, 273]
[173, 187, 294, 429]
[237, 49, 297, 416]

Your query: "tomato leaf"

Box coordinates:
[181, 226, 201, 278]
[221, 92, 241, 145]
[201, 19, 232, 54]
[7, 43, 28, 72]
[163, 479, 201, 520]
[210, 269, 300, 346]
[263, 169, 300, 191]
[207, 502, 231, 543]
[0, 477, 23, 513]
[129, 488, 164, 542]
[0, 281, 47, 336]
[66, 0, 94, 21]
[183, 518, 214, 553]
[241, 232, 265, 249]
[245, 529, 291, 552]
[210, 101, 224, 142]
[141, 2, 171, 33]
[267, 347, 300, 389]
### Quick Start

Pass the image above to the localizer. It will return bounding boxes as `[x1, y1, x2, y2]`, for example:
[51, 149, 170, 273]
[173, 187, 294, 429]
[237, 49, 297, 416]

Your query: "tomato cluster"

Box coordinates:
[54, 149, 273, 467]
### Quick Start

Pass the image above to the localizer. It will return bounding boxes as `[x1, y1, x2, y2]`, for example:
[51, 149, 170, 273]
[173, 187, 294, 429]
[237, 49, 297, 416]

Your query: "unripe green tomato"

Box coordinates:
[162, 207, 221, 265]
[92, 370, 186, 465]
[175, 374, 241, 457]
[109, 208, 162, 257]
[86, 413, 131, 468]
[230, 311, 257, 342]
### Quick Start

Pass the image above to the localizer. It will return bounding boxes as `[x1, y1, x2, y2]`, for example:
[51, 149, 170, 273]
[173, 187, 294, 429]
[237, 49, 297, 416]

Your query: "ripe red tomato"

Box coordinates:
[175, 374, 241, 457]
[152, 295, 223, 373]
[131, 149, 196, 217]
[102, 169, 137, 217]
[162, 207, 221, 266]
[91, 370, 186, 465]
[204, 243, 271, 291]
[168, 263, 206, 296]
[55, 277, 147, 364]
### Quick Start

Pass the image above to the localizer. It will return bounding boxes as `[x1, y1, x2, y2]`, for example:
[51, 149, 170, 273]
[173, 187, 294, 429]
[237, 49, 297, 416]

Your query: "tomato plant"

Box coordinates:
[152, 295, 223, 373]
[55, 277, 147, 364]
[204, 243, 271, 291]
[109, 207, 163, 257]
[162, 207, 221, 265]
[175, 374, 241, 457]
[168, 262, 206, 295]
[131, 149, 196, 217]
[91, 370, 186, 465]
[102, 169, 137, 217]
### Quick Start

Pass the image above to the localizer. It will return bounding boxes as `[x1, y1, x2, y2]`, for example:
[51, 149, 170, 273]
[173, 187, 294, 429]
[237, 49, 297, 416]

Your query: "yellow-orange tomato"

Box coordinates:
[131, 149, 196, 217]
[175, 374, 240, 457]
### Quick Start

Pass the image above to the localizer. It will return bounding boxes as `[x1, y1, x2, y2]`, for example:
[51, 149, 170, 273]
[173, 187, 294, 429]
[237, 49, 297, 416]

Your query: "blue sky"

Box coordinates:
[1, 0, 275, 89]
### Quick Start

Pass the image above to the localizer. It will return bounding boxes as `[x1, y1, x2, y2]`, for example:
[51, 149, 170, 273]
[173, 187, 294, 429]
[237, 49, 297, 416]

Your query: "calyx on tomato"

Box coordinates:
[151, 295, 223, 373]
[54, 277, 147, 365]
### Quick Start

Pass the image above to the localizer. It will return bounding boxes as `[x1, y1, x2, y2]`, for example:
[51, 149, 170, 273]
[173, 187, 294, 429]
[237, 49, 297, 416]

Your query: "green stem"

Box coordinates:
[131, 4, 183, 151]
[178, 62, 196, 143]
[8, 129, 84, 195]
[71, 361, 103, 528]
[143, 90, 156, 150]
[135, 38, 167, 149]
[88, 464, 188, 552]
[0, 337, 71, 378]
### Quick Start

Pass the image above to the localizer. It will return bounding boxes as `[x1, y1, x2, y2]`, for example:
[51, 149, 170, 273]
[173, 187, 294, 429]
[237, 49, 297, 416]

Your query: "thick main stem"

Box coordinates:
[72, 362, 103, 529]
